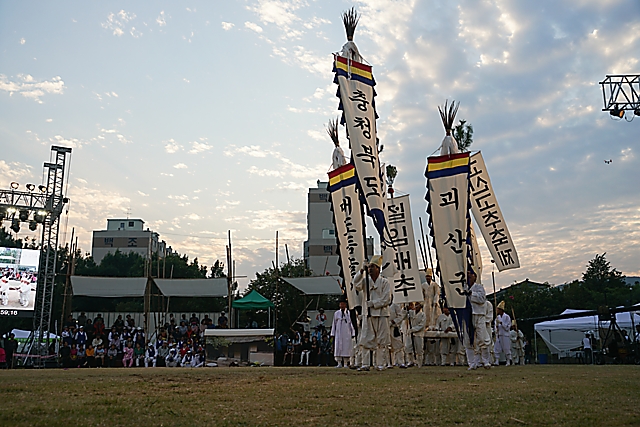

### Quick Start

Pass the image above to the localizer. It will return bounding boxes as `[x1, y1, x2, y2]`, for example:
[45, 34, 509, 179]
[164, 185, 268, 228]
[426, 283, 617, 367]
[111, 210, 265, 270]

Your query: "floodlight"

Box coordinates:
[26, 183, 36, 191]
[635, 108, 640, 117]
[610, 107, 624, 118]
[6, 207, 17, 215]
[10, 218, 20, 233]
[38, 185, 47, 193]
[10, 182, 19, 189]
[34, 210, 47, 223]
[19, 210, 29, 222]
[29, 220, 37, 231]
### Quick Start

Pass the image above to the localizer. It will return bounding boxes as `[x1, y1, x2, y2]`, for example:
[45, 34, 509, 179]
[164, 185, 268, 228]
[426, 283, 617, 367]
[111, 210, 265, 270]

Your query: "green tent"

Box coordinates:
[232, 289, 274, 310]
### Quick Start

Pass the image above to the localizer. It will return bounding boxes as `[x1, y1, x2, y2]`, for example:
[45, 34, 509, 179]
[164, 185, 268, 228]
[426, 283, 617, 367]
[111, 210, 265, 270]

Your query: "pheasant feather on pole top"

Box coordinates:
[327, 117, 347, 170]
[340, 7, 363, 62]
[438, 100, 460, 156]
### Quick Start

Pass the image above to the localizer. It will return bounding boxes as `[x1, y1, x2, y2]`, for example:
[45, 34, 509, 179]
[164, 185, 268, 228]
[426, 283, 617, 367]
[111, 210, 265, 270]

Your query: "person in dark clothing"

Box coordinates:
[59, 341, 72, 368]
[319, 335, 332, 366]
[5, 333, 17, 369]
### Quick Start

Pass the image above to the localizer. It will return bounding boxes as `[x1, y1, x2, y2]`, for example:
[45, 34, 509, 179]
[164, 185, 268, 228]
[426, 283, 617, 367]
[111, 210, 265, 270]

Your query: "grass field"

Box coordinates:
[0, 365, 638, 426]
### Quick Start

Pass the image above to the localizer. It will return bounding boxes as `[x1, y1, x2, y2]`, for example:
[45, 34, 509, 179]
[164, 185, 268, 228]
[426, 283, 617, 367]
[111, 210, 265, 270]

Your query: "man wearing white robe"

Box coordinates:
[0, 278, 8, 306]
[511, 323, 525, 365]
[331, 298, 356, 368]
[388, 301, 405, 367]
[437, 306, 455, 366]
[19, 279, 31, 307]
[494, 301, 512, 366]
[463, 269, 492, 370]
[354, 255, 391, 371]
[422, 269, 440, 365]
[403, 302, 426, 367]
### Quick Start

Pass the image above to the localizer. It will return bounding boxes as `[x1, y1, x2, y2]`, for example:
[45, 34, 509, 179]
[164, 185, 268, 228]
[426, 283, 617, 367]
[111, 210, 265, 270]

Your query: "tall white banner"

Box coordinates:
[333, 55, 386, 237]
[382, 195, 423, 304]
[426, 153, 470, 309]
[328, 164, 365, 309]
[469, 152, 520, 271]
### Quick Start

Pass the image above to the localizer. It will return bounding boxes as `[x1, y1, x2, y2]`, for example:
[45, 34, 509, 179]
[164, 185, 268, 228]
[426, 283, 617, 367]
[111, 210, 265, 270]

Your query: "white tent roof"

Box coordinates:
[534, 309, 640, 355]
[11, 329, 58, 340]
[282, 276, 343, 295]
[155, 278, 227, 297]
[71, 276, 148, 297]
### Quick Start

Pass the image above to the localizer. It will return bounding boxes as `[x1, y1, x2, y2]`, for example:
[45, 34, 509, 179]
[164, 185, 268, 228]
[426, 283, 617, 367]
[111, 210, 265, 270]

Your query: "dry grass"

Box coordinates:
[0, 365, 639, 426]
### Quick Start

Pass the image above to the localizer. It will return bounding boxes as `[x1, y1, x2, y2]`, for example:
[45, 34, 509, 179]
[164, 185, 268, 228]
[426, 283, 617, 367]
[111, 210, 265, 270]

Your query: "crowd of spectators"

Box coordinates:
[275, 324, 335, 366]
[56, 312, 218, 368]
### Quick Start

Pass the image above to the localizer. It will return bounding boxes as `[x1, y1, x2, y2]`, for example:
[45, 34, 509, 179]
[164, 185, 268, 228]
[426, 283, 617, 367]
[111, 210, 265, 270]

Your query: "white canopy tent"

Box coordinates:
[155, 278, 227, 297]
[281, 276, 343, 295]
[70, 276, 148, 297]
[535, 309, 640, 356]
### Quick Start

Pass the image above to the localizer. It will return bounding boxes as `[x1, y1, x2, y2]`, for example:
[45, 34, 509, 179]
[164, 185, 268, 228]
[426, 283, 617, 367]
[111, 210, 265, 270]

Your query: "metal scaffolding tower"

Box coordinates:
[600, 74, 640, 119]
[1, 145, 73, 365]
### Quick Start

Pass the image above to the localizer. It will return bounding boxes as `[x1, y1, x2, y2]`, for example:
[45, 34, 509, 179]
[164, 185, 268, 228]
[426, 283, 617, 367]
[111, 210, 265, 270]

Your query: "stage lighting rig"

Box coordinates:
[34, 210, 47, 223]
[600, 74, 640, 121]
[26, 183, 36, 192]
[19, 209, 29, 221]
[10, 218, 20, 233]
[10, 182, 19, 189]
[29, 220, 38, 231]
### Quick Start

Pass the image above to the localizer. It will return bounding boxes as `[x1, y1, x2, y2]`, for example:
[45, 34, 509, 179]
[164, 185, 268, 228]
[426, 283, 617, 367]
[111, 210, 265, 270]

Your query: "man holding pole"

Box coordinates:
[354, 255, 391, 371]
[403, 302, 426, 367]
[462, 267, 492, 370]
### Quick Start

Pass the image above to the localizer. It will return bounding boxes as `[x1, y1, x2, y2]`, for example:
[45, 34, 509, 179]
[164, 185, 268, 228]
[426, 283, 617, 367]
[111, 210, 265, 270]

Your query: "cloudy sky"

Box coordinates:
[1, 0, 639, 291]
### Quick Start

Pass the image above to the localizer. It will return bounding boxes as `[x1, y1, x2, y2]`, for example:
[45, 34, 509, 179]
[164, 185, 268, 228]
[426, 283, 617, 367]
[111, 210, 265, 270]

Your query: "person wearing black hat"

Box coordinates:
[330, 296, 355, 368]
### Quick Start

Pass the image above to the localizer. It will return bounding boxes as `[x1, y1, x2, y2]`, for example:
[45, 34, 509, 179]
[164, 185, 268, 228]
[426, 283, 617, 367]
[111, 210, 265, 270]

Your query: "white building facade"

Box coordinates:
[92, 218, 170, 264]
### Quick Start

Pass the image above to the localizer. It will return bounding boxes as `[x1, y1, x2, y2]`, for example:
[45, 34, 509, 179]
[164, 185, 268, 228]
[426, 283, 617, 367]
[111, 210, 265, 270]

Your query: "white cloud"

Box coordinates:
[156, 11, 167, 26]
[46, 118, 52, 123]
[0, 74, 65, 103]
[102, 10, 141, 37]
[189, 140, 212, 154]
[187, 213, 201, 220]
[173, 163, 188, 169]
[244, 21, 263, 33]
[221, 22, 234, 31]
[0, 161, 33, 187]
[164, 139, 182, 153]
[50, 135, 86, 149]
[137, 191, 149, 197]
[19, 38, 25, 45]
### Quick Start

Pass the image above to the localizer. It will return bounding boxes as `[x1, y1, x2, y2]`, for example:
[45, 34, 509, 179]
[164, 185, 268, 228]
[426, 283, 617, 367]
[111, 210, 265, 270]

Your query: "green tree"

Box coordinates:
[453, 119, 473, 152]
[246, 258, 338, 333]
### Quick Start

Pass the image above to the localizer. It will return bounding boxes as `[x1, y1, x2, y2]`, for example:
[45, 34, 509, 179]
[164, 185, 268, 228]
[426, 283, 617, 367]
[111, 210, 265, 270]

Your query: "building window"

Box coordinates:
[319, 193, 328, 201]
[323, 245, 333, 254]
[128, 221, 134, 227]
[120, 222, 125, 229]
[322, 229, 335, 239]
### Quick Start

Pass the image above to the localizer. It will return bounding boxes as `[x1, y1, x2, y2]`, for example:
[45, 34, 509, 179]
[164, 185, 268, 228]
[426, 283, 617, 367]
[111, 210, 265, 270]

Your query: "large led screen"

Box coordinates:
[0, 246, 40, 317]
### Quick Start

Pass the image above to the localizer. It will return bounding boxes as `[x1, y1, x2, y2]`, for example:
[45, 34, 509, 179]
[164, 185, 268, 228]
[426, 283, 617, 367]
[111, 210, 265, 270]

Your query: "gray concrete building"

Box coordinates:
[303, 181, 372, 276]
[91, 218, 170, 264]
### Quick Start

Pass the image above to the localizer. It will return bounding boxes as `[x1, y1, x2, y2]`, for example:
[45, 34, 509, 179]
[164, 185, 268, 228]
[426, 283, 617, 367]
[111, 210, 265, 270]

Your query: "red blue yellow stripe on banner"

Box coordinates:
[328, 163, 357, 193]
[334, 56, 375, 86]
[426, 153, 470, 179]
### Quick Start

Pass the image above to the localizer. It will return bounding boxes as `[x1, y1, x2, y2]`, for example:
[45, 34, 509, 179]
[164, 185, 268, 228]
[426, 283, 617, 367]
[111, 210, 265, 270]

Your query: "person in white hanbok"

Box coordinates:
[388, 301, 405, 367]
[353, 255, 391, 371]
[19, 279, 31, 307]
[437, 306, 455, 366]
[510, 323, 525, 365]
[462, 268, 492, 370]
[403, 302, 426, 367]
[331, 297, 356, 368]
[0, 278, 8, 306]
[494, 301, 512, 366]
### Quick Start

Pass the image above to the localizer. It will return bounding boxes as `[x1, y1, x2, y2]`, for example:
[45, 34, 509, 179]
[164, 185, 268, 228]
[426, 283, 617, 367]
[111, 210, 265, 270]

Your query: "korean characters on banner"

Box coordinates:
[426, 153, 471, 309]
[333, 56, 386, 237]
[382, 195, 424, 304]
[328, 164, 366, 309]
[469, 152, 520, 271]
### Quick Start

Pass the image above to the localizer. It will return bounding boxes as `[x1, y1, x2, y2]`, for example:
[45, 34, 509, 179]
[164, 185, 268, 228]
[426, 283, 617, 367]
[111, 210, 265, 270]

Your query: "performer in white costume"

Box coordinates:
[144, 343, 157, 368]
[437, 306, 456, 366]
[19, 279, 31, 307]
[403, 302, 426, 367]
[327, 117, 347, 171]
[511, 322, 525, 365]
[0, 277, 8, 306]
[422, 268, 440, 365]
[462, 268, 491, 370]
[331, 296, 356, 368]
[388, 300, 405, 368]
[353, 255, 391, 371]
[494, 301, 512, 366]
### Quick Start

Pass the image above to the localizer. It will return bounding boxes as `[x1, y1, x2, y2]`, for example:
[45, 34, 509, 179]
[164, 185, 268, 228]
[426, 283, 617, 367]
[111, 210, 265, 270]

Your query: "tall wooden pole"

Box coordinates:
[419, 217, 434, 272]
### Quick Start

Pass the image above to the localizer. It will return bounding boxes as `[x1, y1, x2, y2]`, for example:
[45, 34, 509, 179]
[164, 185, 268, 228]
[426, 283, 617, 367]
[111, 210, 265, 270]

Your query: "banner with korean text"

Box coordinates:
[382, 195, 423, 304]
[333, 55, 385, 237]
[328, 164, 366, 309]
[426, 153, 470, 309]
[469, 152, 520, 271]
